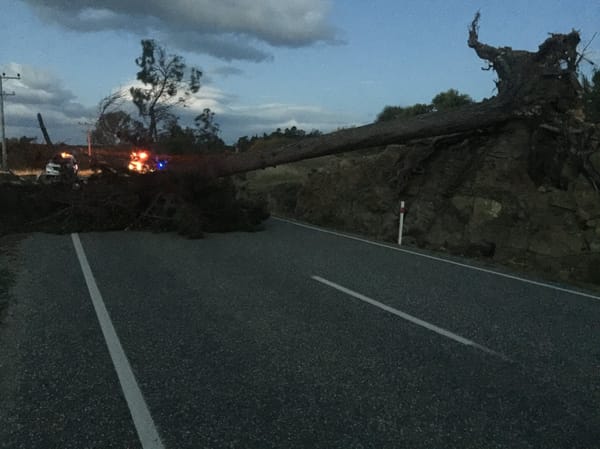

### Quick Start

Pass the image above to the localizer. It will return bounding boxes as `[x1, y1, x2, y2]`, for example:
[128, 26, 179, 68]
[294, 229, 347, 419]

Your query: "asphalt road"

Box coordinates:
[1, 218, 599, 448]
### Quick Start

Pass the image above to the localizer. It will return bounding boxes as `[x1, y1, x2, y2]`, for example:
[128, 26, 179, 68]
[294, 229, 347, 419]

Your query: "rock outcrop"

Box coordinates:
[244, 119, 600, 287]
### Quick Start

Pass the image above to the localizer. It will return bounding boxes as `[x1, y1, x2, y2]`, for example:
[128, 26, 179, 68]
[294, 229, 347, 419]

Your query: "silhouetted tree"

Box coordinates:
[92, 110, 144, 145]
[431, 89, 474, 111]
[158, 116, 198, 154]
[130, 39, 202, 141]
[376, 104, 433, 122]
[194, 108, 224, 150]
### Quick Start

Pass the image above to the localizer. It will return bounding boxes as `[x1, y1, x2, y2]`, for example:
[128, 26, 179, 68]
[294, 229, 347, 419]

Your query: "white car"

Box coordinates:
[40, 152, 79, 181]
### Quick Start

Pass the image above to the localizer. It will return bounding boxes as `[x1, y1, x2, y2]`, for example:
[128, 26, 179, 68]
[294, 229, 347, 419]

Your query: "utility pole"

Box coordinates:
[0, 71, 21, 171]
[79, 121, 94, 158]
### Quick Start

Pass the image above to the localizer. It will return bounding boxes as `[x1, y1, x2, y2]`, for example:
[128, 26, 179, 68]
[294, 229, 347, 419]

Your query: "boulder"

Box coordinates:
[470, 197, 502, 227]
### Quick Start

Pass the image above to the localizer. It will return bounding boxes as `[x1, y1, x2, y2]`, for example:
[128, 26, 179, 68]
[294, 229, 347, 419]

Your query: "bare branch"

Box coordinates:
[97, 90, 126, 118]
[467, 11, 501, 64]
[576, 31, 598, 68]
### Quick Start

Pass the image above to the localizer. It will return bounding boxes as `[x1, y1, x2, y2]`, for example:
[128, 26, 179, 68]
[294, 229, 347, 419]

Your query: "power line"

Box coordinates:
[0, 71, 21, 171]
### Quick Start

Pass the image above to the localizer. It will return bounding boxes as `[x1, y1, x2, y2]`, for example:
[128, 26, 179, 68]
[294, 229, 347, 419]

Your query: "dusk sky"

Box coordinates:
[1, 0, 598, 144]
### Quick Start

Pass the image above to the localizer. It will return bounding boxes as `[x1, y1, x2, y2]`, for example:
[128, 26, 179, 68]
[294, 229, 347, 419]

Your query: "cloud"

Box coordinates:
[208, 66, 244, 78]
[23, 0, 337, 61]
[1, 63, 95, 143]
[191, 101, 364, 143]
[1, 62, 363, 146]
[120, 79, 362, 143]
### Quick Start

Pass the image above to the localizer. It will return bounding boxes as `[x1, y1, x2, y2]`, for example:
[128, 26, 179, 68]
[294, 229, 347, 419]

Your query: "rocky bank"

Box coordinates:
[242, 119, 600, 288]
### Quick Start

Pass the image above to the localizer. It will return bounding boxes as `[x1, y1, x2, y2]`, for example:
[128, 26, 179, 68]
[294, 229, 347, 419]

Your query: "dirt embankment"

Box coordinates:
[240, 120, 600, 288]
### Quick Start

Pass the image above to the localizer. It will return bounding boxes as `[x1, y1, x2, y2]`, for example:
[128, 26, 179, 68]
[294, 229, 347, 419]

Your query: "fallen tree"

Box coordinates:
[1, 14, 596, 244]
[183, 12, 584, 179]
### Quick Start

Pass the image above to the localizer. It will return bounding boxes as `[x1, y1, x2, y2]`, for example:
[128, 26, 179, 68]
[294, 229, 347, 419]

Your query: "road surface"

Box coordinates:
[1, 217, 599, 448]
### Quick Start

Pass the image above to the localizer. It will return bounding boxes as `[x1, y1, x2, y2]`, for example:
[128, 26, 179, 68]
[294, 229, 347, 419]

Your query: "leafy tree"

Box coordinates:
[376, 104, 433, 122]
[235, 136, 251, 152]
[194, 108, 224, 150]
[582, 69, 600, 122]
[16, 136, 37, 144]
[259, 126, 320, 140]
[283, 126, 306, 138]
[92, 110, 144, 145]
[233, 126, 320, 153]
[235, 135, 266, 152]
[431, 89, 473, 111]
[158, 116, 198, 154]
[130, 39, 202, 141]
[376, 89, 473, 122]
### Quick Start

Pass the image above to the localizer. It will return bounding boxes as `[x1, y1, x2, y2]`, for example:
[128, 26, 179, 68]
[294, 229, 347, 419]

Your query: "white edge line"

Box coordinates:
[273, 216, 600, 302]
[312, 275, 511, 362]
[71, 233, 165, 449]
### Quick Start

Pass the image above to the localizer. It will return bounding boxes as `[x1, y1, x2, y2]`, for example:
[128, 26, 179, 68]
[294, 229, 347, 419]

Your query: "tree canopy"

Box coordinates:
[431, 89, 473, 111]
[92, 110, 144, 145]
[376, 104, 433, 122]
[234, 126, 322, 152]
[194, 108, 223, 150]
[376, 89, 473, 122]
[154, 108, 226, 154]
[130, 39, 202, 142]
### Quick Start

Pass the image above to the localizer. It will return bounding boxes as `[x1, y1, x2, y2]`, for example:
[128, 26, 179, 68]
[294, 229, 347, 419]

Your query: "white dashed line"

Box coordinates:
[273, 216, 600, 302]
[72, 233, 165, 449]
[312, 275, 511, 361]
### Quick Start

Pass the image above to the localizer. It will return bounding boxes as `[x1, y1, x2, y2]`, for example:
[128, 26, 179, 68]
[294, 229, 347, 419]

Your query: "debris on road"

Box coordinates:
[0, 171, 269, 238]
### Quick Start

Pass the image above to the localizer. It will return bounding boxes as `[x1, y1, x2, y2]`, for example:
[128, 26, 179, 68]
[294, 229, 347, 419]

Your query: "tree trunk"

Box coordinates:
[166, 13, 581, 177]
[171, 100, 512, 178]
[172, 13, 584, 180]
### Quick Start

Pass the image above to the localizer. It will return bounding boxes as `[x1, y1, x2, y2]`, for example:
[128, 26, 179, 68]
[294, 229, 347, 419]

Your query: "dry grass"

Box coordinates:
[11, 169, 41, 177]
[12, 169, 95, 178]
[244, 155, 335, 191]
[246, 165, 307, 188]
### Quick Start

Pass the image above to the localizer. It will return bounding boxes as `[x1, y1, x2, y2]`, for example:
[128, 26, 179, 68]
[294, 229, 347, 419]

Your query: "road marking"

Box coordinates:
[273, 216, 600, 302]
[71, 234, 165, 449]
[312, 275, 511, 361]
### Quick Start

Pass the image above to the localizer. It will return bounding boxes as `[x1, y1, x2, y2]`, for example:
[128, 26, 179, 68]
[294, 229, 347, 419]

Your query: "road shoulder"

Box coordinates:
[0, 234, 28, 447]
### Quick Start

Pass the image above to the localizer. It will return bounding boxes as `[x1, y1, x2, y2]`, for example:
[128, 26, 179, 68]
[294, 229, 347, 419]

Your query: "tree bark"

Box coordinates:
[174, 99, 513, 178]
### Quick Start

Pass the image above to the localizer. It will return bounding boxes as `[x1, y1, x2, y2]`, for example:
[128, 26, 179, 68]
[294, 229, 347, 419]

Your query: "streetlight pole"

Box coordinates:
[0, 71, 21, 171]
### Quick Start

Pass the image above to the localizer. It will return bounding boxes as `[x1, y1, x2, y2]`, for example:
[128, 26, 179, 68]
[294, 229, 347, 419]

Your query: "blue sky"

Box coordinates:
[0, 0, 598, 144]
